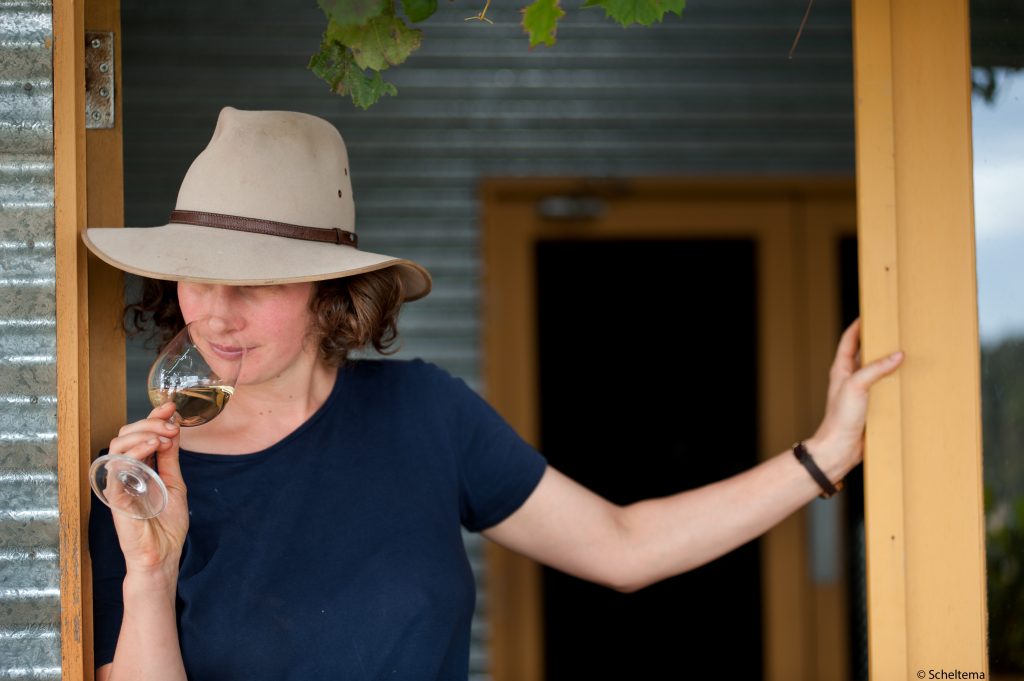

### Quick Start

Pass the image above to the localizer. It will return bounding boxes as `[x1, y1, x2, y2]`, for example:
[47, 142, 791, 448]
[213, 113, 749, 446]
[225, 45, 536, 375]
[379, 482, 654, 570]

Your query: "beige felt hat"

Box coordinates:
[82, 106, 432, 301]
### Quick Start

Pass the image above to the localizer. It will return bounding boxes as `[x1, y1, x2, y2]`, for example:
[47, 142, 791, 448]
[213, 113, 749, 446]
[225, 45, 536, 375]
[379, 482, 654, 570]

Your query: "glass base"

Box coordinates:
[89, 454, 168, 519]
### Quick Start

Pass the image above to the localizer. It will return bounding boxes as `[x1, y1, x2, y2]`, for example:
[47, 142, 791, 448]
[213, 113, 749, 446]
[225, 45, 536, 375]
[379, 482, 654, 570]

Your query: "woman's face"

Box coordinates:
[176, 281, 318, 386]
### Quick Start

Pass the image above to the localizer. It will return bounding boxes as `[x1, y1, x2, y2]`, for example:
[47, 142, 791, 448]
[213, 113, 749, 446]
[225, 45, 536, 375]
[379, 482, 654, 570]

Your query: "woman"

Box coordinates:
[85, 107, 904, 681]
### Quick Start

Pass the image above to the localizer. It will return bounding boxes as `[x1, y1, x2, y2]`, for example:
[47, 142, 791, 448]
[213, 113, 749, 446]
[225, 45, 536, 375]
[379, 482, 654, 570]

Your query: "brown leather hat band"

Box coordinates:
[169, 210, 358, 248]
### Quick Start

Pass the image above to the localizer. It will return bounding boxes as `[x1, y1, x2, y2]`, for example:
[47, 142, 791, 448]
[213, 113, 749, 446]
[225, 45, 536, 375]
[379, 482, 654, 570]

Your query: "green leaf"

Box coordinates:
[327, 14, 423, 71]
[317, 0, 389, 27]
[308, 36, 347, 82]
[521, 0, 565, 47]
[661, 0, 686, 18]
[308, 37, 398, 110]
[581, 0, 685, 27]
[400, 0, 437, 22]
[345, 68, 399, 109]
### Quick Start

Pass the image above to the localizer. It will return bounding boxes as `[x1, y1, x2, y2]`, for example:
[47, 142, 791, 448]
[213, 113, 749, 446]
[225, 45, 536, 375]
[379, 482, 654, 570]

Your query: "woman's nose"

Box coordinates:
[208, 316, 230, 334]
[203, 286, 245, 331]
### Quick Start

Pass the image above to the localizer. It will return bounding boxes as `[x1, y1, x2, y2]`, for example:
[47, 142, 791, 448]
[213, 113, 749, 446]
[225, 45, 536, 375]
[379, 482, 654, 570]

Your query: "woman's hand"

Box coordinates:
[806, 317, 905, 480]
[104, 401, 189, 587]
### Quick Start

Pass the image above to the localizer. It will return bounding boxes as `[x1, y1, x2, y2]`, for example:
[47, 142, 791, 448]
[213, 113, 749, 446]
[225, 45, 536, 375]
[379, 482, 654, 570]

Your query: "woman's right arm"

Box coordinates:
[97, 401, 190, 681]
[97, 569, 185, 681]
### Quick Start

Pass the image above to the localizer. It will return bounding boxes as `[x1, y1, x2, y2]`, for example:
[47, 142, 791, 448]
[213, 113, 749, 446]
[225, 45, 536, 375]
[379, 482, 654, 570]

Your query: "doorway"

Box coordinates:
[536, 238, 762, 678]
[481, 178, 857, 681]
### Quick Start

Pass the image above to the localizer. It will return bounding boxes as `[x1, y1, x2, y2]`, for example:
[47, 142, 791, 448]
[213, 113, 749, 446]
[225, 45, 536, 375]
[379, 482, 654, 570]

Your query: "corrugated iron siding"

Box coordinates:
[118, 0, 854, 677]
[0, 0, 61, 678]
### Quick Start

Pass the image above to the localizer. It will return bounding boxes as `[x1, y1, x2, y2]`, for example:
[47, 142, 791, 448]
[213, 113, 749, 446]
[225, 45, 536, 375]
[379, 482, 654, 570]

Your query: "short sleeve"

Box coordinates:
[88, 449, 126, 667]
[420, 360, 548, 533]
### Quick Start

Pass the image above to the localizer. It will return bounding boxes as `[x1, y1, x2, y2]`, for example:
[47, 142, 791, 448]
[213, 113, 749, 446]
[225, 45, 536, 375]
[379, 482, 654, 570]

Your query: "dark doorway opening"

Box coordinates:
[535, 238, 763, 679]
[838, 235, 868, 681]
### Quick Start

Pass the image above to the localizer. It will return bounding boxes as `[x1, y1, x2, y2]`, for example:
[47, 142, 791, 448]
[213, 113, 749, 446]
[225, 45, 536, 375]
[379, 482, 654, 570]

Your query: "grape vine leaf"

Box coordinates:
[317, 0, 389, 28]
[308, 37, 398, 109]
[521, 0, 565, 48]
[309, 0, 689, 109]
[400, 0, 438, 23]
[581, 0, 685, 27]
[327, 13, 423, 71]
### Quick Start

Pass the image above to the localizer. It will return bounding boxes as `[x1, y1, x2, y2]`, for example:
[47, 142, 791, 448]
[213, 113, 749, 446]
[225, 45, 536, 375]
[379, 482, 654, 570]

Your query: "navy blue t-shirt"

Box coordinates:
[89, 358, 548, 680]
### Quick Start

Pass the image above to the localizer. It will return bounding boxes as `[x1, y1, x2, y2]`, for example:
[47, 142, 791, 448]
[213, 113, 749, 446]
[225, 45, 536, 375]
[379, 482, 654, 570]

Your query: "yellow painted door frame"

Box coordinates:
[852, 0, 988, 677]
[480, 178, 857, 681]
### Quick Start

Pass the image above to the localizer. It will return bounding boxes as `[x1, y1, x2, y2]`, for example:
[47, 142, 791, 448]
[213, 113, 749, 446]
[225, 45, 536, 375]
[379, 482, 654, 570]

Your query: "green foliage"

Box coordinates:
[981, 336, 1024, 673]
[582, 0, 685, 27]
[327, 12, 423, 71]
[986, 493, 1024, 671]
[309, 0, 422, 109]
[522, 0, 566, 48]
[308, 37, 399, 110]
[309, 0, 686, 109]
[317, 0, 389, 27]
[401, 0, 437, 23]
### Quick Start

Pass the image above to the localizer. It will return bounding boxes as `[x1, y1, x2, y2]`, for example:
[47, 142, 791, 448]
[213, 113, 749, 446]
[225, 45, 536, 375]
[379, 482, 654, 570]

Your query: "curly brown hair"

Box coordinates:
[124, 268, 406, 366]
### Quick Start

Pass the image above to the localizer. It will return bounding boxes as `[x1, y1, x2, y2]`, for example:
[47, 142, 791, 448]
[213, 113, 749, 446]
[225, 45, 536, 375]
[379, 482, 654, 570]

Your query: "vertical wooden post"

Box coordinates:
[85, 0, 126, 457]
[53, 0, 90, 678]
[81, 1, 127, 679]
[852, 0, 988, 677]
[55, 0, 124, 677]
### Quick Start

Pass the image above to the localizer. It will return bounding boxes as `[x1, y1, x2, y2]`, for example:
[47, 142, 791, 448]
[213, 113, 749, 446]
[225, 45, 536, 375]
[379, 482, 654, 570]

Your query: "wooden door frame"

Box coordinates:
[480, 177, 857, 681]
[54, 0, 90, 676]
[852, 0, 988, 676]
[54, 0, 126, 678]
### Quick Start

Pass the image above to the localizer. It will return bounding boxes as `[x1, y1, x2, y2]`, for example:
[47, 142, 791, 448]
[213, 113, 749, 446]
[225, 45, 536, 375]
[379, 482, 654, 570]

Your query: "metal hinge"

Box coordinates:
[85, 31, 114, 129]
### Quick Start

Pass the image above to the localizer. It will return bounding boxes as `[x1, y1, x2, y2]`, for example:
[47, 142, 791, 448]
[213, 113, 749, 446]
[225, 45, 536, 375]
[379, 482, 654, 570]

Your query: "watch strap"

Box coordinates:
[793, 441, 843, 499]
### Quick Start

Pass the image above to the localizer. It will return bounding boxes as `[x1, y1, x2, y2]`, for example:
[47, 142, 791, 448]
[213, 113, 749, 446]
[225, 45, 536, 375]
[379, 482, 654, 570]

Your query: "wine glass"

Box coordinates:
[89, 316, 246, 519]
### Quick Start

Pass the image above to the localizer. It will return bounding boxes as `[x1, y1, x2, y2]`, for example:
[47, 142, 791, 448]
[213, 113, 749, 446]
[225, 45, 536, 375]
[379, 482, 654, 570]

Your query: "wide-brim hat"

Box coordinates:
[82, 107, 432, 301]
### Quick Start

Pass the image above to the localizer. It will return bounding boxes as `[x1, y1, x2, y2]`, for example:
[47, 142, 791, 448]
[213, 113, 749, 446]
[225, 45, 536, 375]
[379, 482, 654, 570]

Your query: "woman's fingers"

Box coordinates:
[109, 430, 173, 459]
[114, 421, 176, 440]
[155, 437, 185, 495]
[813, 316, 905, 473]
[129, 400, 175, 427]
[831, 317, 863, 377]
[149, 401, 176, 419]
[106, 401, 184, 497]
[102, 402, 189, 575]
[849, 350, 905, 393]
[116, 402, 179, 437]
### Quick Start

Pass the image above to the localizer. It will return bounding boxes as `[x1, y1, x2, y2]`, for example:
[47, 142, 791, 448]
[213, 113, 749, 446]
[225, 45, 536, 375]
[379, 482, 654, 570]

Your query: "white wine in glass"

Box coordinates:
[89, 316, 246, 519]
[147, 384, 235, 427]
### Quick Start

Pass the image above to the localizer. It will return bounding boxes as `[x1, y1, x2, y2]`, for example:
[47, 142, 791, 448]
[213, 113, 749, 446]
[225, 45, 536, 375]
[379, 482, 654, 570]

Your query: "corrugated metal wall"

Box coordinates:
[120, 0, 856, 390]
[0, 0, 61, 678]
[116, 0, 854, 678]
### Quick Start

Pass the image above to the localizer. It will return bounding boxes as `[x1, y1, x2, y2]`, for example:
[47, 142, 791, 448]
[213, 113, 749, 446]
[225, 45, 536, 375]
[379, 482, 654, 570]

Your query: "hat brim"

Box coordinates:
[83, 223, 432, 302]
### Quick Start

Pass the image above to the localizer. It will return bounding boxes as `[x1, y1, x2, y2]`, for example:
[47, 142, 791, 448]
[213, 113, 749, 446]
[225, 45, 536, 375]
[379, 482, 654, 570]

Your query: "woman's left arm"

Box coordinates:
[482, 318, 904, 594]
